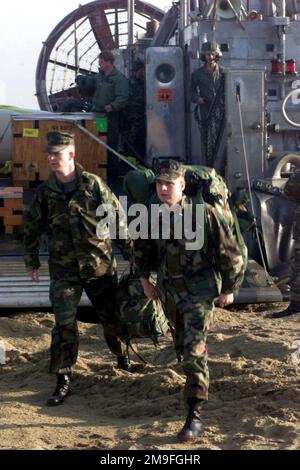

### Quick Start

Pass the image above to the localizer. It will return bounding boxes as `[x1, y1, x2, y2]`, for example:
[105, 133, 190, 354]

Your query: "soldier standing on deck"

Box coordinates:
[91, 50, 129, 178]
[133, 160, 245, 441]
[24, 131, 132, 406]
[272, 168, 300, 318]
[191, 41, 225, 167]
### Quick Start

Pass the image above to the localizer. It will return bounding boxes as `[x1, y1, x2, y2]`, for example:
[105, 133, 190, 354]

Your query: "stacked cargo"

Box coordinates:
[11, 114, 108, 187]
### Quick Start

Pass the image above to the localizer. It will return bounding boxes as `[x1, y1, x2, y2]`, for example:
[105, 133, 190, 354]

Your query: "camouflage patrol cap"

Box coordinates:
[45, 131, 75, 153]
[155, 160, 185, 182]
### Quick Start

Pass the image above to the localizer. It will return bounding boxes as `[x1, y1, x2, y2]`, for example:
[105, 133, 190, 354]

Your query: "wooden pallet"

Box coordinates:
[0, 187, 24, 234]
[12, 118, 108, 186]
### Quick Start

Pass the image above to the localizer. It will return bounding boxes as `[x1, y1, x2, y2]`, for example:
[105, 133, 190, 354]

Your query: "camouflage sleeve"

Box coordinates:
[132, 238, 155, 279]
[23, 189, 45, 271]
[96, 178, 133, 260]
[207, 201, 247, 295]
[110, 75, 129, 111]
[284, 169, 300, 204]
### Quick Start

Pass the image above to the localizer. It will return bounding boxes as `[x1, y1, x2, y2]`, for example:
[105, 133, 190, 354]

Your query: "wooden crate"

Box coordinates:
[0, 187, 23, 234]
[12, 118, 107, 185]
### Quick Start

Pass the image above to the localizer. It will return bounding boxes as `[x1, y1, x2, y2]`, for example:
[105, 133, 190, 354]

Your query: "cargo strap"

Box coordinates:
[75, 122, 138, 170]
[127, 341, 148, 364]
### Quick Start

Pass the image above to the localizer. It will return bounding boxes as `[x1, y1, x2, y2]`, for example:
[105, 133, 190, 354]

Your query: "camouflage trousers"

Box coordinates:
[160, 281, 214, 402]
[49, 274, 125, 374]
[199, 102, 224, 167]
[291, 238, 300, 303]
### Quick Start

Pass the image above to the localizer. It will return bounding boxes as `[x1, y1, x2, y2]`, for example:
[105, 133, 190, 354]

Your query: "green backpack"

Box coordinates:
[123, 164, 248, 274]
[184, 165, 248, 273]
[116, 269, 169, 345]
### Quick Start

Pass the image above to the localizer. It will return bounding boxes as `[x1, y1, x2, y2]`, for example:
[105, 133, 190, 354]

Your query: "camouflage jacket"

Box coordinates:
[24, 164, 132, 279]
[91, 68, 129, 112]
[134, 195, 245, 300]
[190, 64, 225, 120]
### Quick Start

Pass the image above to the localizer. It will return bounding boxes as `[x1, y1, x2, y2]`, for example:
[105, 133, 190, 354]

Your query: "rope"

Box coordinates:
[127, 340, 148, 364]
[75, 122, 138, 170]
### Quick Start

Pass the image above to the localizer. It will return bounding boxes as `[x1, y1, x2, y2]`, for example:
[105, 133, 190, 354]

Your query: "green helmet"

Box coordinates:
[201, 41, 222, 60]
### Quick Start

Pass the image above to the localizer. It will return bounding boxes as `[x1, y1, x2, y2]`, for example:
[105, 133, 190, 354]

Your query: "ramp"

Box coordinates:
[0, 255, 129, 309]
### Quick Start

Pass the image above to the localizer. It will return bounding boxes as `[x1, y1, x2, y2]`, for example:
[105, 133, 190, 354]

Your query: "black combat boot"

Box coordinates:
[117, 355, 131, 372]
[177, 398, 203, 442]
[47, 374, 71, 406]
[272, 302, 300, 318]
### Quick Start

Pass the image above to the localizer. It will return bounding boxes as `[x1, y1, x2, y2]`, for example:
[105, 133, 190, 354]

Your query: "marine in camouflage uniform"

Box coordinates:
[134, 160, 245, 441]
[191, 41, 225, 167]
[91, 50, 129, 178]
[272, 168, 300, 318]
[24, 131, 132, 406]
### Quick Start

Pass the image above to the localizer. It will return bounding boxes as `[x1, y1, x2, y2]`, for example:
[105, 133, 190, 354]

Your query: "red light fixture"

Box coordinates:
[286, 59, 297, 75]
[271, 58, 283, 74]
